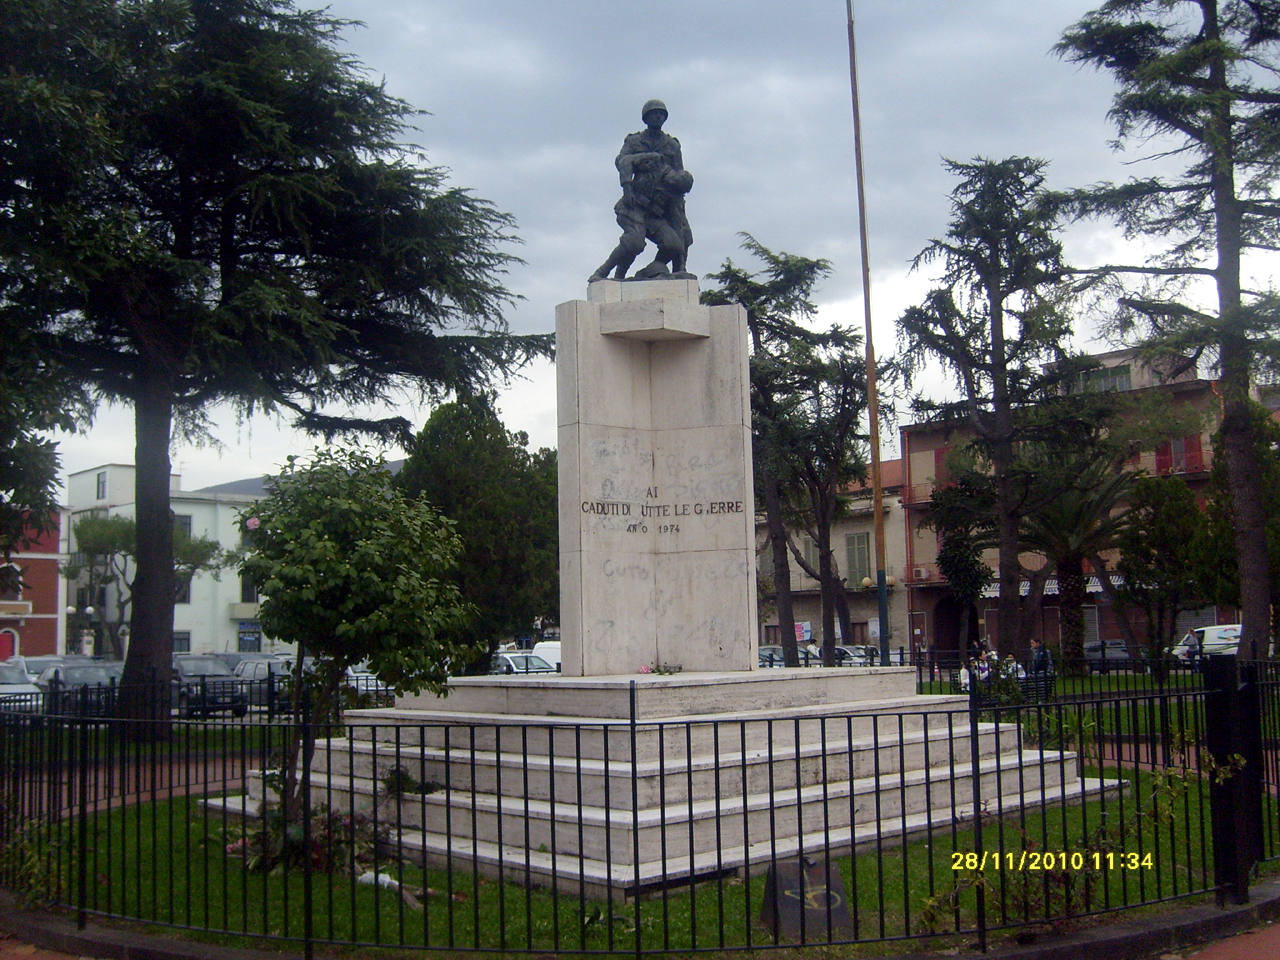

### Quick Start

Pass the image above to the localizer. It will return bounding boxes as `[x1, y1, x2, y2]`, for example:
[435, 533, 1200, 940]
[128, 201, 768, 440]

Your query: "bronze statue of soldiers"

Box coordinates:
[590, 100, 695, 282]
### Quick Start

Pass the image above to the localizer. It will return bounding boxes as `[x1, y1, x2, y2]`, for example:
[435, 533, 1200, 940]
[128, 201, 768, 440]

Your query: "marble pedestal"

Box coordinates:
[556, 279, 756, 676]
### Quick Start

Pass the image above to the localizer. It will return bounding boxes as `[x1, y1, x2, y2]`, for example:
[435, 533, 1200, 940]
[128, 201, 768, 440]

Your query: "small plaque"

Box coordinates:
[760, 855, 854, 942]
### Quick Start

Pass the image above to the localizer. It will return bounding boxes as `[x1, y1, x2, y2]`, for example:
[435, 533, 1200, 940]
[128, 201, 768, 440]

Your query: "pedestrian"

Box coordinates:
[1028, 637, 1054, 701]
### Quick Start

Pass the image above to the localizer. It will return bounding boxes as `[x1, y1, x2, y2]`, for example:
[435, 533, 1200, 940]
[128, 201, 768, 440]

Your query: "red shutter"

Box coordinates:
[933, 446, 951, 487]
[1155, 442, 1173, 475]
[1184, 434, 1204, 472]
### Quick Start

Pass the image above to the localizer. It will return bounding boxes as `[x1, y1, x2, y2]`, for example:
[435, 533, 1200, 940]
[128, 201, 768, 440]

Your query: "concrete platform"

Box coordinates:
[390, 666, 920, 719]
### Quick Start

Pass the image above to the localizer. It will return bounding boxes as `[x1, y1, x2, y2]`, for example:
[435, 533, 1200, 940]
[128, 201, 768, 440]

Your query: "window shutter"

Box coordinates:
[933, 446, 951, 487]
[1155, 442, 1173, 474]
[1184, 434, 1204, 472]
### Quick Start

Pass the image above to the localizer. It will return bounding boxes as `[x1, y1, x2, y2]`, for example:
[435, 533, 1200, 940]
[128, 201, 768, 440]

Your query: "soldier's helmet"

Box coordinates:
[642, 99, 668, 123]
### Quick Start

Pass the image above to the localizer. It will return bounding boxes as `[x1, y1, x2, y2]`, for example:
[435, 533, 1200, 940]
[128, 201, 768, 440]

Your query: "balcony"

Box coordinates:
[228, 602, 260, 621]
[899, 482, 937, 505]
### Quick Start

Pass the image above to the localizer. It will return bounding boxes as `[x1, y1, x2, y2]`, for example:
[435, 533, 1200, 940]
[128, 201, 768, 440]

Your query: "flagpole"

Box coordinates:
[845, 0, 892, 666]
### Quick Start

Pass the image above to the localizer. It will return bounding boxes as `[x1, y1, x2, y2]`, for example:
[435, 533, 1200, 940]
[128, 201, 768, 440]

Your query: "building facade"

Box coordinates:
[756, 460, 911, 655]
[900, 350, 1236, 659]
[66, 465, 278, 657]
[0, 514, 68, 659]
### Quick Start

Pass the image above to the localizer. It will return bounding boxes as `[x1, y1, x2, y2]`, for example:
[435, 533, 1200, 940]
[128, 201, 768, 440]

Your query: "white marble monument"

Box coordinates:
[556, 278, 757, 676]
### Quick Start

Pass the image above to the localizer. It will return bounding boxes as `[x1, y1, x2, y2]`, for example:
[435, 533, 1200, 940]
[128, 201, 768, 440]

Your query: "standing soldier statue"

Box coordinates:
[589, 100, 695, 282]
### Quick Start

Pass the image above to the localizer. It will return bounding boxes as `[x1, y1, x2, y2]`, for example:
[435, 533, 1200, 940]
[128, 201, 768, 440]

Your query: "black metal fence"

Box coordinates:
[0, 660, 1274, 956]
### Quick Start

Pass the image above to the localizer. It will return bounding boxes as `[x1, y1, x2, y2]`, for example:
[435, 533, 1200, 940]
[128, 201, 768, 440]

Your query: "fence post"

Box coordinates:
[301, 690, 314, 960]
[76, 685, 90, 930]
[968, 675, 987, 952]
[1203, 656, 1264, 906]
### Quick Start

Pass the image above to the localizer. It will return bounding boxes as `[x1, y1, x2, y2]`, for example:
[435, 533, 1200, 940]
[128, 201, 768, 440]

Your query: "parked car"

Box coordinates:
[173, 655, 249, 718]
[0, 663, 42, 714]
[233, 657, 294, 707]
[212, 651, 280, 673]
[1172, 624, 1243, 661]
[36, 662, 123, 716]
[530, 640, 561, 670]
[757, 645, 828, 667]
[758, 645, 787, 667]
[488, 653, 556, 676]
[7, 654, 92, 684]
[835, 645, 873, 666]
[344, 663, 395, 705]
[1084, 640, 1131, 673]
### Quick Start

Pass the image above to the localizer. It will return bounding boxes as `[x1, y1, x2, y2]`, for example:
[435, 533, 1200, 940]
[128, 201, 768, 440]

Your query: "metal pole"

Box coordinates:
[845, 0, 891, 666]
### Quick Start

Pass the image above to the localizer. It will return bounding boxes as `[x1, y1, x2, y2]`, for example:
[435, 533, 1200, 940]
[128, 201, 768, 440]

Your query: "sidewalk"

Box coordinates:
[0, 930, 85, 960]
[1182, 918, 1280, 959]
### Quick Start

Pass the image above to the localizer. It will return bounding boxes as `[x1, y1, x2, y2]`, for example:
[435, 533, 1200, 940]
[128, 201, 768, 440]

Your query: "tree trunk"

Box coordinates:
[1221, 397, 1271, 658]
[119, 376, 176, 727]
[1088, 554, 1140, 648]
[833, 580, 855, 660]
[817, 519, 836, 666]
[994, 468, 1023, 654]
[762, 469, 799, 666]
[1204, 5, 1270, 659]
[1057, 553, 1087, 676]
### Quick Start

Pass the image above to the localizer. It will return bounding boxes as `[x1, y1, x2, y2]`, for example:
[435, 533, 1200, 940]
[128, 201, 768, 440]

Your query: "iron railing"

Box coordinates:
[0, 663, 1269, 956]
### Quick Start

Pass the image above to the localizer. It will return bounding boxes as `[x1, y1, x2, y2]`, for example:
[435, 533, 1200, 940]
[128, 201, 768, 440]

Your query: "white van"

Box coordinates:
[531, 640, 561, 671]
[1172, 624, 1242, 660]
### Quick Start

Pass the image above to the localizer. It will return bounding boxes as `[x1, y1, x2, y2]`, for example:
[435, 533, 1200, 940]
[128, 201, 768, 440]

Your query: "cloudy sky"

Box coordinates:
[57, 0, 1190, 491]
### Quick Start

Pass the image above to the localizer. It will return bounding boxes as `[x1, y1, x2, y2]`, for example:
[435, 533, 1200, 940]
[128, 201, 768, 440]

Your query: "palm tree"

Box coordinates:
[1020, 462, 1134, 674]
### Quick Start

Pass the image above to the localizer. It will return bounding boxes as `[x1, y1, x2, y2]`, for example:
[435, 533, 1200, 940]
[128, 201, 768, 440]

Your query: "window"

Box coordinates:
[0, 565, 20, 602]
[240, 575, 258, 604]
[1076, 365, 1132, 394]
[237, 632, 261, 653]
[845, 532, 871, 586]
[173, 514, 193, 537]
[802, 537, 820, 576]
[96, 471, 107, 500]
[1155, 434, 1205, 474]
[174, 576, 192, 604]
[172, 631, 191, 653]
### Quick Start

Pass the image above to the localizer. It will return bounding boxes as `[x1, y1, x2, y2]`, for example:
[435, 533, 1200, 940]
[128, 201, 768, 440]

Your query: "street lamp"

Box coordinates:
[65, 604, 97, 656]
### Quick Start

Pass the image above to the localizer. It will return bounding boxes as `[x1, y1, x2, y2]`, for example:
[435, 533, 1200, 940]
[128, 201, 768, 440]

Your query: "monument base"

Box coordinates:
[393, 666, 919, 720]
[215, 672, 1121, 901]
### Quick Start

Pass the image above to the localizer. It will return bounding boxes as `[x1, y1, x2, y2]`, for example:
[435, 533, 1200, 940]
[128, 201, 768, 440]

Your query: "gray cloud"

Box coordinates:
[60, 1, 1158, 484]
[325, 0, 1124, 330]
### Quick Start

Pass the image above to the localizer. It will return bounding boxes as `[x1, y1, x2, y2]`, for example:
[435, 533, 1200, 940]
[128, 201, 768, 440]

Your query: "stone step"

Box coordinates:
[245, 749, 1074, 865]
[345, 694, 968, 761]
[303, 722, 1021, 809]
[389, 776, 1122, 899]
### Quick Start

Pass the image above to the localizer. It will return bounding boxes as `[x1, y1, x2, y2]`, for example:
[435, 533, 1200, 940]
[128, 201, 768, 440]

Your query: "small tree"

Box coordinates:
[925, 475, 997, 657]
[1117, 476, 1213, 662]
[239, 448, 475, 813]
[1020, 459, 1134, 673]
[65, 514, 226, 660]
[397, 395, 559, 666]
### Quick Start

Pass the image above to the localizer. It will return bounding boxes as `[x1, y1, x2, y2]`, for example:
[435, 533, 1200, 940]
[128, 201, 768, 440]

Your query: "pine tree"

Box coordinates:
[1057, 0, 1280, 655]
[1, 0, 549, 712]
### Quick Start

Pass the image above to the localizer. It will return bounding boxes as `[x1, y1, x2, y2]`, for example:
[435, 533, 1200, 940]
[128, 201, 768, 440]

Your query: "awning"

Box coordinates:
[979, 574, 1124, 599]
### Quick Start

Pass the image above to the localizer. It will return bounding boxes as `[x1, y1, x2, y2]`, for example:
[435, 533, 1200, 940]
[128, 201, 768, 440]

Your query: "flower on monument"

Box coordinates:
[638, 664, 652, 674]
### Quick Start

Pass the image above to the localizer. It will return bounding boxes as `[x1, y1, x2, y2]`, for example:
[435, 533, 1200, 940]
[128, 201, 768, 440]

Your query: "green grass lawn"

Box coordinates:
[2, 755, 1235, 957]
